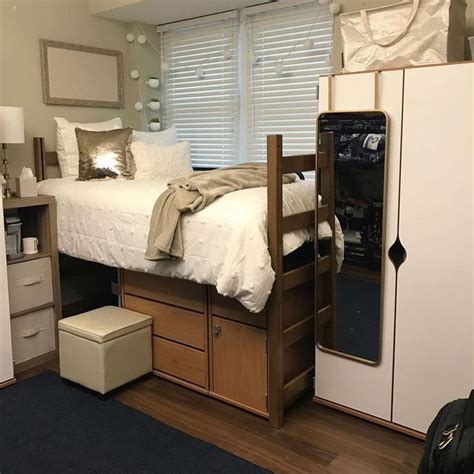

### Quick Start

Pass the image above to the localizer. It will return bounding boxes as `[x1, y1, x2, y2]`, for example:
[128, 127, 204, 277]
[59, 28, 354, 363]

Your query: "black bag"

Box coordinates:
[419, 391, 474, 474]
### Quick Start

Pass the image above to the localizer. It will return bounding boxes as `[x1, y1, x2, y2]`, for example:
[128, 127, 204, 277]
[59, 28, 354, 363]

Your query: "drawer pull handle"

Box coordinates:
[16, 274, 45, 287]
[18, 327, 46, 339]
[213, 325, 222, 336]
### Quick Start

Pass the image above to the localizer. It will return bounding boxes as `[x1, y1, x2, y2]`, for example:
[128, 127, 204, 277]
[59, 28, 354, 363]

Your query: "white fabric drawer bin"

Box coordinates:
[59, 306, 152, 394]
[11, 307, 56, 365]
[7, 257, 53, 315]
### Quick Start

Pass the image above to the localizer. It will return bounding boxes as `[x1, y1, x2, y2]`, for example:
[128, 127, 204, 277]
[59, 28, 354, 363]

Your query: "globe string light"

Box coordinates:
[271, 2, 337, 76]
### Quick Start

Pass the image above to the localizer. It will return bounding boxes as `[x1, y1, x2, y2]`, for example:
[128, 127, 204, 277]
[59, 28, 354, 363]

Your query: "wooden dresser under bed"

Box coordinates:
[34, 133, 335, 428]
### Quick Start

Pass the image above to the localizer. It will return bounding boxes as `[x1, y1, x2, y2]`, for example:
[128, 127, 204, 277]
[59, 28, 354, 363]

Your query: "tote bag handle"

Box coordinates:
[360, 0, 420, 48]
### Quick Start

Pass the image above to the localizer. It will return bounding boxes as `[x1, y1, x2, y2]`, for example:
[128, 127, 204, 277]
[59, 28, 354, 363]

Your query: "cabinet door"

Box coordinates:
[393, 63, 473, 433]
[212, 317, 268, 413]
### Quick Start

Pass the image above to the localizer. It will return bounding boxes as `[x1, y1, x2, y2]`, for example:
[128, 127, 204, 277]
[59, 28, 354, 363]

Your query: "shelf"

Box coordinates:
[6, 251, 52, 266]
[3, 195, 54, 210]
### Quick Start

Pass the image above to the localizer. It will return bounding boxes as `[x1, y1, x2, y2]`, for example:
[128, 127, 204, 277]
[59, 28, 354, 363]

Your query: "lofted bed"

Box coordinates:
[33, 132, 338, 428]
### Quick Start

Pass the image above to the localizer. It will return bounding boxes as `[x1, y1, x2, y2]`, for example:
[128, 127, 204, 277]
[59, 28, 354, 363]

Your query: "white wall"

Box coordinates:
[0, 199, 14, 385]
[0, 0, 160, 181]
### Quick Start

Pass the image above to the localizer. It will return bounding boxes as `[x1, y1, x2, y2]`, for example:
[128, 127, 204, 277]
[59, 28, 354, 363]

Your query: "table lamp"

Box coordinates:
[0, 106, 25, 198]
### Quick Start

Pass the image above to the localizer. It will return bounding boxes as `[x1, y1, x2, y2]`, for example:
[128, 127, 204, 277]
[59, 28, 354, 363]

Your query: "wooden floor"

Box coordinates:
[17, 360, 423, 473]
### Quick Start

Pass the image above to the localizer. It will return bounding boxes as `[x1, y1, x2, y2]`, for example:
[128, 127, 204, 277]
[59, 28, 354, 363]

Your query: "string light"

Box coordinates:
[274, 61, 284, 76]
[147, 100, 161, 111]
[146, 77, 160, 88]
[137, 34, 147, 44]
[269, 3, 335, 76]
[329, 2, 341, 14]
[126, 33, 135, 43]
[223, 46, 232, 60]
[303, 38, 314, 50]
[195, 65, 205, 78]
[130, 70, 140, 79]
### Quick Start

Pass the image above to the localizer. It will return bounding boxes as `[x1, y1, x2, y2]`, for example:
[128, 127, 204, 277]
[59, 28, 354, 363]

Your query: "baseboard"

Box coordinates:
[0, 377, 17, 389]
[14, 350, 58, 375]
[313, 396, 426, 441]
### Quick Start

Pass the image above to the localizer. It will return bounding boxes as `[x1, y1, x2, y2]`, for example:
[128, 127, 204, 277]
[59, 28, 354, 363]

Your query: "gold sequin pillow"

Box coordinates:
[75, 127, 133, 181]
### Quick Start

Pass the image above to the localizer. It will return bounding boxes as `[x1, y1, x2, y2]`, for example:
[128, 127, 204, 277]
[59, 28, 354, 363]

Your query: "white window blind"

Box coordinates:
[161, 19, 239, 168]
[246, 3, 333, 161]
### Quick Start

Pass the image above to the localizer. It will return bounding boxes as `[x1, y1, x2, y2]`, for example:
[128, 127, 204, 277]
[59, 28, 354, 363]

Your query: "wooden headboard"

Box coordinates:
[33, 136, 307, 181]
[34, 137, 60, 181]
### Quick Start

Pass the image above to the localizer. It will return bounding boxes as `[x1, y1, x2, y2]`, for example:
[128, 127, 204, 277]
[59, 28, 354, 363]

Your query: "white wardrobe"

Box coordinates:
[315, 62, 473, 435]
[0, 197, 14, 387]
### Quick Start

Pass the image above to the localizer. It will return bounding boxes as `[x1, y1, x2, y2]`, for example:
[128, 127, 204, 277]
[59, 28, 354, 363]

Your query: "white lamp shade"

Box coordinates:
[0, 106, 25, 144]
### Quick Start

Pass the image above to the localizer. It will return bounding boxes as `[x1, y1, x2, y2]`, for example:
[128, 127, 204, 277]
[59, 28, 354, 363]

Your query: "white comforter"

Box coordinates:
[38, 178, 343, 313]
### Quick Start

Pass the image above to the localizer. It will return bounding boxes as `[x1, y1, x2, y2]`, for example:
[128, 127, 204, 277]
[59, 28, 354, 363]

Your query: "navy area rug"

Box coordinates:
[0, 372, 269, 473]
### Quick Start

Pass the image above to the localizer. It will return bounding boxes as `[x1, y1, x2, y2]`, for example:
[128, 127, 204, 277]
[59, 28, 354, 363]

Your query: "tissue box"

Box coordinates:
[15, 177, 38, 198]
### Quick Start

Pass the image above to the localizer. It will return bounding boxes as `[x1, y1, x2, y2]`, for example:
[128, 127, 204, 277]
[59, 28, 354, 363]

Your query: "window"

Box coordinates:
[246, 3, 333, 161]
[161, 18, 239, 168]
[161, 2, 333, 167]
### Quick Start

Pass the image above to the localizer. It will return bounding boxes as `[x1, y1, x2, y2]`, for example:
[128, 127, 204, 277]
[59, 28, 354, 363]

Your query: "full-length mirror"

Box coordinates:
[316, 111, 388, 364]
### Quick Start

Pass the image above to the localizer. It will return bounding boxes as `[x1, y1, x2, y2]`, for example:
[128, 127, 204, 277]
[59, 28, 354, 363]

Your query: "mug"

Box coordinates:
[23, 237, 39, 255]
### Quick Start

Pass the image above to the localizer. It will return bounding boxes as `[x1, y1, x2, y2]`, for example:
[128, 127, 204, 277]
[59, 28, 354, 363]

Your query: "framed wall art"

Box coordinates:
[40, 39, 124, 108]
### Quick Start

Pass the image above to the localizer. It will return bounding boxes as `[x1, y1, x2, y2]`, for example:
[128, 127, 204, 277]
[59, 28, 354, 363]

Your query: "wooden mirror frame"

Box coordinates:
[315, 110, 390, 366]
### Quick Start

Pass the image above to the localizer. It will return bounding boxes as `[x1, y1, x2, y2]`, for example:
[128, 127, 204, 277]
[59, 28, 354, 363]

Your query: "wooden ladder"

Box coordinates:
[266, 132, 335, 428]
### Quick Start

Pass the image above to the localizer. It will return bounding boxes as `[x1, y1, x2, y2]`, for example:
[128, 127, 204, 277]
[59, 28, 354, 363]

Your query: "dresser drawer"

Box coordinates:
[123, 270, 205, 312]
[124, 294, 205, 350]
[153, 336, 206, 388]
[211, 288, 267, 329]
[11, 307, 56, 365]
[8, 257, 53, 315]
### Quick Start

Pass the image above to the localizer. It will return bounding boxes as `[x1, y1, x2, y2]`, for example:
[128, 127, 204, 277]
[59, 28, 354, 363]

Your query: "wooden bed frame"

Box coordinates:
[33, 133, 335, 428]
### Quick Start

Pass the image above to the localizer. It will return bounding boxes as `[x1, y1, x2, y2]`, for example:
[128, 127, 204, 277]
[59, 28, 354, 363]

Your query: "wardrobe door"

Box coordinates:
[393, 63, 473, 433]
[315, 70, 403, 420]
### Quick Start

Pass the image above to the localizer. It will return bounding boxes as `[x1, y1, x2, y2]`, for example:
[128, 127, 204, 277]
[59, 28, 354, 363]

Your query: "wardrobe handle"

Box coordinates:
[388, 236, 407, 271]
[213, 325, 222, 336]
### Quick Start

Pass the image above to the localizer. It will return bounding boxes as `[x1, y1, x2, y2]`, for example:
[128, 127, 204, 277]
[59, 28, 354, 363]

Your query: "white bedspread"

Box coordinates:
[38, 178, 343, 313]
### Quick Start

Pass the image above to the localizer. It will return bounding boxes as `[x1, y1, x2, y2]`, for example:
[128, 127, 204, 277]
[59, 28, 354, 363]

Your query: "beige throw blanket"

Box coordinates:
[145, 163, 296, 261]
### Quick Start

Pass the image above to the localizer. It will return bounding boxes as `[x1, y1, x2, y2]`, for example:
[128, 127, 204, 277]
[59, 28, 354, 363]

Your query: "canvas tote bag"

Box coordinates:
[340, 0, 467, 72]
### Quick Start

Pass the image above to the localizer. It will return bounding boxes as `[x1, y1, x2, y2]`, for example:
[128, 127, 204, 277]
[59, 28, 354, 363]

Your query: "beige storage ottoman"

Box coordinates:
[58, 306, 152, 394]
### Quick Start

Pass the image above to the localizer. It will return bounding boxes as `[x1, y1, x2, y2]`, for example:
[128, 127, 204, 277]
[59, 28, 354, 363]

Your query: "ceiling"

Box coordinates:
[90, 0, 275, 25]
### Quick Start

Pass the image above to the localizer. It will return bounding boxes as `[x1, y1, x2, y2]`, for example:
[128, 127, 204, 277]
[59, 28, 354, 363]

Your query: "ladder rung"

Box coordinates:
[282, 154, 315, 174]
[283, 366, 314, 406]
[283, 315, 314, 348]
[317, 256, 331, 274]
[317, 305, 332, 327]
[283, 210, 314, 233]
[317, 205, 329, 223]
[283, 262, 314, 291]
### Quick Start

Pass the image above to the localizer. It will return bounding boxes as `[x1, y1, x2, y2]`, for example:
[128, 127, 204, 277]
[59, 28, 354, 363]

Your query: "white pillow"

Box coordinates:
[131, 141, 193, 181]
[55, 117, 123, 177]
[132, 126, 178, 146]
